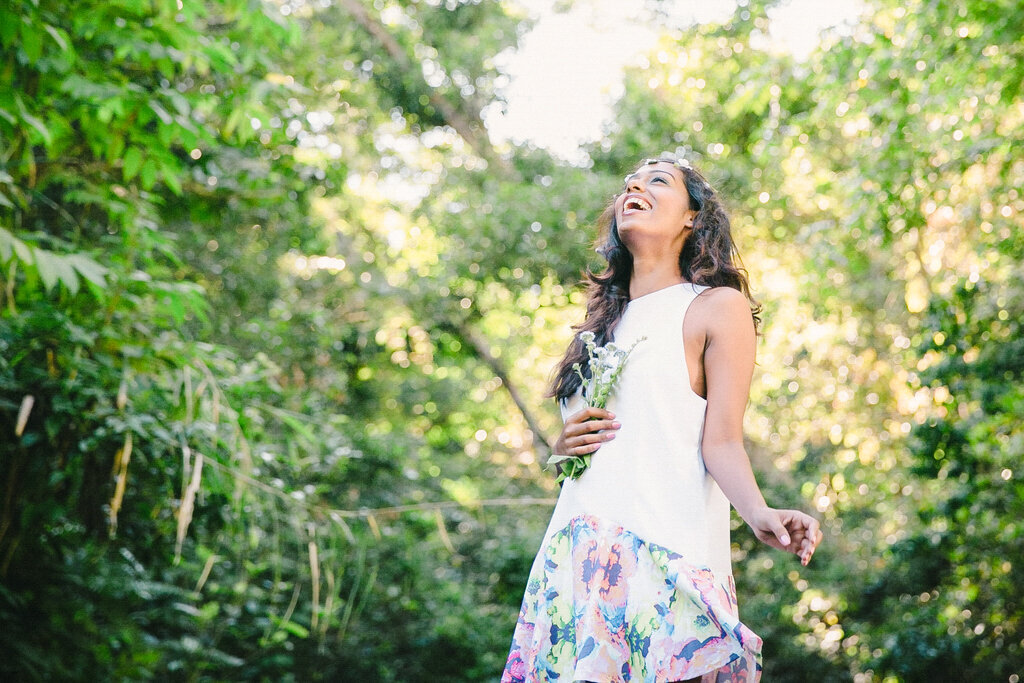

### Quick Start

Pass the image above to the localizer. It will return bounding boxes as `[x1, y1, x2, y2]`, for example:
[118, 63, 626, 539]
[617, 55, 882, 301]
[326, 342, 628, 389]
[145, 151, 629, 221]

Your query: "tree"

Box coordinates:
[3, 0, 1022, 679]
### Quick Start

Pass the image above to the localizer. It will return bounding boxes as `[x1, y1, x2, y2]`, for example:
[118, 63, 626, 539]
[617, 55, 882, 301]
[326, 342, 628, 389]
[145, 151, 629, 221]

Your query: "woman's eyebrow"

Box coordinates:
[623, 168, 676, 184]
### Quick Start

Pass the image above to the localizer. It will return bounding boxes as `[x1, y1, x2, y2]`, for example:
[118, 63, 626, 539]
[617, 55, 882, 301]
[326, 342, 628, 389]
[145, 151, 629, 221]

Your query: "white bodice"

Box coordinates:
[546, 282, 732, 578]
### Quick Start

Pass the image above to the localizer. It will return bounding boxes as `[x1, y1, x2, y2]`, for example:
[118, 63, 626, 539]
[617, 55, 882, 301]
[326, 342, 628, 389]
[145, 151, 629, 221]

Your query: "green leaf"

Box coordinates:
[123, 147, 143, 181]
[202, 42, 238, 71]
[18, 20, 41, 62]
[269, 614, 309, 639]
[32, 247, 60, 292]
[81, 274, 107, 302]
[157, 120, 175, 147]
[0, 11, 16, 47]
[263, 406, 318, 443]
[43, 24, 68, 52]
[50, 251, 80, 294]
[150, 101, 174, 125]
[223, 107, 244, 138]
[161, 163, 182, 196]
[15, 94, 51, 146]
[139, 159, 158, 190]
[59, 75, 123, 101]
[67, 253, 109, 287]
[0, 226, 16, 261]
[106, 132, 125, 165]
[545, 454, 575, 469]
[30, 246, 85, 294]
[11, 234, 33, 265]
[157, 57, 175, 80]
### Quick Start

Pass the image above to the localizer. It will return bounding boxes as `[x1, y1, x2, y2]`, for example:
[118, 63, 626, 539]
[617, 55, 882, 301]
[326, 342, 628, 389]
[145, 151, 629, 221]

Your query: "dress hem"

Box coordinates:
[502, 513, 762, 683]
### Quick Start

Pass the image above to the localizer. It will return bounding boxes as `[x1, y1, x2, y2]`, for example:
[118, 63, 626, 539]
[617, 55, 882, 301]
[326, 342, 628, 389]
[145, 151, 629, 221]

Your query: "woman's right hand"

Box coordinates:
[552, 407, 620, 457]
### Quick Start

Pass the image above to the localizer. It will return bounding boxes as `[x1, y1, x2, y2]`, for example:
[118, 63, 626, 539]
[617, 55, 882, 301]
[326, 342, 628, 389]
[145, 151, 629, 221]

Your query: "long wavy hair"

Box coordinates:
[549, 156, 761, 402]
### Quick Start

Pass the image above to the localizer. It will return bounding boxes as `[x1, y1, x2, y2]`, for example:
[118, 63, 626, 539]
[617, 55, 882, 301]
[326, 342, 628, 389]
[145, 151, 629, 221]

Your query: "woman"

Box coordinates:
[502, 156, 823, 682]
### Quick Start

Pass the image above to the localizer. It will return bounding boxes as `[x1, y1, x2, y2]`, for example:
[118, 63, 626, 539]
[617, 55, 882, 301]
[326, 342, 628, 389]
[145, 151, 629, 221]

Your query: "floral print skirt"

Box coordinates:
[502, 514, 761, 682]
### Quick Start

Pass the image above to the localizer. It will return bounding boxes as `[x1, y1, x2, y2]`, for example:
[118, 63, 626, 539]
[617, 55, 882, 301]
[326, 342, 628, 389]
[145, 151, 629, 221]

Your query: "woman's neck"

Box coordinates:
[628, 256, 686, 299]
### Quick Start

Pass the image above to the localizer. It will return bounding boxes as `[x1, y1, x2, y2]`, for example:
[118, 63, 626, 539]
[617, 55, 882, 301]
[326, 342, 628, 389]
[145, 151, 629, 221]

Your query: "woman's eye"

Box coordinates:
[652, 177, 668, 184]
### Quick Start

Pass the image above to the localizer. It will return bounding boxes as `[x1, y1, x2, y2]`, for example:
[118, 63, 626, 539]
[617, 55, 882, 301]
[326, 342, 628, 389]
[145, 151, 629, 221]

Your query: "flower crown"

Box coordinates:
[645, 155, 691, 169]
[623, 154, 713, 194]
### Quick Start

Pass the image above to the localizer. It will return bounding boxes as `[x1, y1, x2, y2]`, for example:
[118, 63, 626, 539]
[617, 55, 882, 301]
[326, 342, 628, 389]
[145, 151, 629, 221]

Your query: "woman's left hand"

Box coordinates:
[746, 507, 823, 566]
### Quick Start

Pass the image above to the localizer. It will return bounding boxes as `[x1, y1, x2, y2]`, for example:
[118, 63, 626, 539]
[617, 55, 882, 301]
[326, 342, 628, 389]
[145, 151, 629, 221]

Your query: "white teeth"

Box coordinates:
[625, 197, 652, 212]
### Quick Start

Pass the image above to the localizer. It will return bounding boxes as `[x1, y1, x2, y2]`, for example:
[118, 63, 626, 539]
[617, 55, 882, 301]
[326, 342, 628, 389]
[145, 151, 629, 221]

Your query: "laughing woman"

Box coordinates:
[502, 156, 823, 683]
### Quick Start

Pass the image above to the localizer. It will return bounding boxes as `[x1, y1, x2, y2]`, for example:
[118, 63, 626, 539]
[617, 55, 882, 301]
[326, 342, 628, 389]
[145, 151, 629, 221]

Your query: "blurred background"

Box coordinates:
[1, 0, 1022, 680]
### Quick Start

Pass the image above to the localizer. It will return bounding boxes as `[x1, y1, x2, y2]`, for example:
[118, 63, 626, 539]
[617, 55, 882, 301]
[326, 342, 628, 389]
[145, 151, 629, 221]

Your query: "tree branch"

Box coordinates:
[447, 317, 553, 458]
[337, 0, 510, 173]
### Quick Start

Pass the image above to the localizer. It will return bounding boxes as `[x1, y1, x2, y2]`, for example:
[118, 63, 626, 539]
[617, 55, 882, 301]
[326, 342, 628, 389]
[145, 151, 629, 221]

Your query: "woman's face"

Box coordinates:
[614, 161, 695, 251]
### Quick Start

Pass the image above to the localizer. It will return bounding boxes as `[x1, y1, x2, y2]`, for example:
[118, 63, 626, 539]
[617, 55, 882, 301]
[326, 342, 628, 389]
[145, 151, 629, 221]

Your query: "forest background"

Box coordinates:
[1, 0, 1022, 680]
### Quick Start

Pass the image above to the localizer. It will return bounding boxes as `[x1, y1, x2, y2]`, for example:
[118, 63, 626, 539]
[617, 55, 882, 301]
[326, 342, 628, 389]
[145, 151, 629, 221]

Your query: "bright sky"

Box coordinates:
[485, 0, 864, 159]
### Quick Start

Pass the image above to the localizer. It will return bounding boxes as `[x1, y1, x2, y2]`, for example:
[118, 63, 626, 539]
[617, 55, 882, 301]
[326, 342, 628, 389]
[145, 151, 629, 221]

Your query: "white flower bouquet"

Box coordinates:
[548, 331, 645, 482]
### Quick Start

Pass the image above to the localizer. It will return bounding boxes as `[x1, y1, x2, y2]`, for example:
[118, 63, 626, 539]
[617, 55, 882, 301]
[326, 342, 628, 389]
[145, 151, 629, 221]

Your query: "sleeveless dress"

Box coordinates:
[502, 283, 762, 683]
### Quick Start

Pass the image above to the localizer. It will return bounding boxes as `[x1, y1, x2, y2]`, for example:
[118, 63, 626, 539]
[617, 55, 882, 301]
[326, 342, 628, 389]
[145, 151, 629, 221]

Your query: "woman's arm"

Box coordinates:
[695, 287, 822, 565]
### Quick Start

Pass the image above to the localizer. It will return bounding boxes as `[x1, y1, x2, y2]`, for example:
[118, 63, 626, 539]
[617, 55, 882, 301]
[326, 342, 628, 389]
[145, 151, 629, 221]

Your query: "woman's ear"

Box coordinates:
[683, 209, 697, 228]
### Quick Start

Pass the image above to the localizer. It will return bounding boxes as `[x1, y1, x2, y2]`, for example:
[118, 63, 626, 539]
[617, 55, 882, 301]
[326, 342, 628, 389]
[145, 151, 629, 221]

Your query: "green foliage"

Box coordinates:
[589, 0, 1024, 678]
[2, 0, 1023, 680]
[854, 273, 1024, 679]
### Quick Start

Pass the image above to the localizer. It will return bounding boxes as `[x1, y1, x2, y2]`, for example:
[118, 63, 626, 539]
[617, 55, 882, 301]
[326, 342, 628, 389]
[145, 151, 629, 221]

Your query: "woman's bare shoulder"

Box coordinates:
[691, 286, 755, 334]
[692, 286, 751, 315]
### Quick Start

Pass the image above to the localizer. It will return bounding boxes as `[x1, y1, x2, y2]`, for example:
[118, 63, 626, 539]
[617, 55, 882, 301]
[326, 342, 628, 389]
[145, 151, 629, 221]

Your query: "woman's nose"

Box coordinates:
[626, 176, 644, 192]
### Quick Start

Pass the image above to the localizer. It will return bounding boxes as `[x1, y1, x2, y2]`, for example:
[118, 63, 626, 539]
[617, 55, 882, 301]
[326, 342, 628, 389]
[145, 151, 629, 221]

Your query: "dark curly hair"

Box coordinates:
[549, 155, 761, 402]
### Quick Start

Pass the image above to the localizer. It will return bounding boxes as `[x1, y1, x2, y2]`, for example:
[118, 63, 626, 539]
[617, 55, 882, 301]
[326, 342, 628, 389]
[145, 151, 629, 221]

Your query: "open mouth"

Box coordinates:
[623, 196, 652, 212]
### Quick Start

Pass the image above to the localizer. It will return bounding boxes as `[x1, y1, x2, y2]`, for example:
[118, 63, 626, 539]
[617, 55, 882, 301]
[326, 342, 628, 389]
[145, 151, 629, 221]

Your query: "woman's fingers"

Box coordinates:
[804, 525, 824, 565]
[753, 509, 823, 566]
[574, 429, 616, 444]
[766, 514, 793, 548]
[565, 424, 618, 454]
[555, 407, 620, 456]
[782, 510, 823, 566]
[567, 439, 605, 455]
[566, 418, 620, 436]
[569, 406, 616, 423]
[566, 408, 619, 440]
